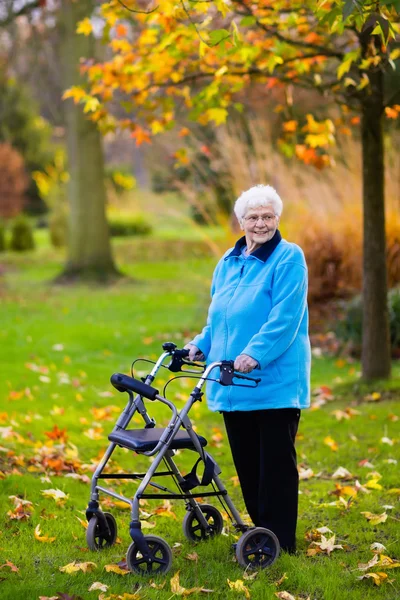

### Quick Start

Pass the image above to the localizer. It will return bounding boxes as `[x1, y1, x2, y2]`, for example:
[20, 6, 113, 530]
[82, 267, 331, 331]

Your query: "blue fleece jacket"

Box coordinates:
[191, 233, 311, 412]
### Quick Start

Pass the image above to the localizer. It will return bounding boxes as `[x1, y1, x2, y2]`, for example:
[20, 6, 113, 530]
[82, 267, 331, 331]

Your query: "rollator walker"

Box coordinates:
[85, 343, 280, 574]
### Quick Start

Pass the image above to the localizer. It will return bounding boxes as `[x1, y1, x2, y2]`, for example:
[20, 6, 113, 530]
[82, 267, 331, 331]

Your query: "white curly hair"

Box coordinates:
[233, 185, 283, 223]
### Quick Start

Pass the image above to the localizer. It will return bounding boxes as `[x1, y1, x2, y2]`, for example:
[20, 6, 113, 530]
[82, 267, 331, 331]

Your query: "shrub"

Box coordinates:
[107, 213, 152, 237]
[335, 287, 400, 357]
[0, 143, 28, 219]
[49, 208, 68, 248]
[0, 222, 5, 252]
[9, 215, 35, 251]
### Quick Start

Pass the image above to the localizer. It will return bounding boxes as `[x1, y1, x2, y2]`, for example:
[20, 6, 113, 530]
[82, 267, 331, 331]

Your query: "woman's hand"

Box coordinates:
[184, 343, 205, 361]
[234, 354, 258, 373]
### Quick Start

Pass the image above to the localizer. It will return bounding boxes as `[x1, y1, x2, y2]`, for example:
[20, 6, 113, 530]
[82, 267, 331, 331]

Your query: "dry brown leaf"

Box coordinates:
[185, 552, 199, 562]
[357, 554, 379, 571]
[274, 592, 296, 600]
[227, 579, 251, 599]
[154, 500, 177, 520]
[34, 524, 56, 543]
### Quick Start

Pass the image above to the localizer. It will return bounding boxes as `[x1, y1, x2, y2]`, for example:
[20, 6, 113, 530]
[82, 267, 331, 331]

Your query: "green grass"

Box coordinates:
[0, 242, 400, 600]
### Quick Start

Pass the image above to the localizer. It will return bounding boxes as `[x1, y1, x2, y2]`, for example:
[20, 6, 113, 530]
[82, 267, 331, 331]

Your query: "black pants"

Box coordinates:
[222, 408, 301, 553]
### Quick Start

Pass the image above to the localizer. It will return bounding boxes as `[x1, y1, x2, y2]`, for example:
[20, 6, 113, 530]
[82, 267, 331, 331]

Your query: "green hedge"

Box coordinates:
[107, 213, 152, 237]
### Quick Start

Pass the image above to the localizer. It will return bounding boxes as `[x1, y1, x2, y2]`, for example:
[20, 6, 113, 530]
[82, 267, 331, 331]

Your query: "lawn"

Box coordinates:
[0, 234, 399, 600]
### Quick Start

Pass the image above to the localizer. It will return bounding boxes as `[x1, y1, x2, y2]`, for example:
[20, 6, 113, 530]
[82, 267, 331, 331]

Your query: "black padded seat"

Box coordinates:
[108, 428, 207, 453]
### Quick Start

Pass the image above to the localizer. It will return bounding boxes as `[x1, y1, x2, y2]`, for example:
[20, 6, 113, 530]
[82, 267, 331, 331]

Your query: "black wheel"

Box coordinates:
[86, 512, 117, 550]
[182, 503, 224, 542]
[236, 527, 280, 569]
[126, 535, 173, 575]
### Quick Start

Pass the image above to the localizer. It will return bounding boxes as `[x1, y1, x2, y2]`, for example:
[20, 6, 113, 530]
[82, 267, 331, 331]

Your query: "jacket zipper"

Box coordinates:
[225, 258, 246, 411]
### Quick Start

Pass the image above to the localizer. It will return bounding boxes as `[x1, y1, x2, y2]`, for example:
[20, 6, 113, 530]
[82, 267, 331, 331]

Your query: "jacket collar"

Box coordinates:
[225, 229, 282, 263]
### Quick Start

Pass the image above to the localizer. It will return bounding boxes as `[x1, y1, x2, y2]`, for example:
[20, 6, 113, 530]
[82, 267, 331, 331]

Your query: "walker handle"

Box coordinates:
[110, 373, 159, 400]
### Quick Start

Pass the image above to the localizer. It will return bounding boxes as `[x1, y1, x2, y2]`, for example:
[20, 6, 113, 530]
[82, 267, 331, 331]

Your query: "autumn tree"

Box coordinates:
[71, 0, 399, 379]
[0, 0, 118, 280]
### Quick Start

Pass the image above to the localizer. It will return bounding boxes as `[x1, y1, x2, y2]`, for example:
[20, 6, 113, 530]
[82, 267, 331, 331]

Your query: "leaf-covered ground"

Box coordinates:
[1, 245, 399, 600]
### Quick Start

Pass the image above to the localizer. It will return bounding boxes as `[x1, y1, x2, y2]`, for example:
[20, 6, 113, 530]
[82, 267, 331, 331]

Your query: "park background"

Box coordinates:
[1, 1, 400, 599]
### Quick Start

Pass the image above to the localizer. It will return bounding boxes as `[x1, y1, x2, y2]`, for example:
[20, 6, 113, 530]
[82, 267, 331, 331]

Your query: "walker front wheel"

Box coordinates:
[235, 527, 280, 569]
[86, 512, 117, 550]
[126, 535, 173, 575]
[182, 504, 224, 542]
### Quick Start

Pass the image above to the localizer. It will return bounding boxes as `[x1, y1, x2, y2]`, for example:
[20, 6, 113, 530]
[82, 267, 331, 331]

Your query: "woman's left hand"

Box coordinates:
[234, 354, 258, 373]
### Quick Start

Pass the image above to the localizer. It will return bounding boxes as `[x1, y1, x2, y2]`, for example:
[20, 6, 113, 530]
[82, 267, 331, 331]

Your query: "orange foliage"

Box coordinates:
[0, 144, 28, 219]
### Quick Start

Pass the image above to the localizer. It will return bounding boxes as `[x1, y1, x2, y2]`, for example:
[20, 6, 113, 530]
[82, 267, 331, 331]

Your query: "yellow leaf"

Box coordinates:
[77, 18, 93, 36]
[170, 571, 203, 595]
[41, 488, 69, 505]
[104, 564, 129, 576]
[206, 108, 228, 126]
[357, 572, 388, 585]
[227, 579, 250, 599]
[59, 561, 97, 574]
[274, 572, 288, 586]
[62, 86, 86, 103]
[34, 524, 56, 543]
[83, 97, 100, 114]
[324, 436, 338, 451]
[365, 477, 383, 490]
[361, 511, 388, 525]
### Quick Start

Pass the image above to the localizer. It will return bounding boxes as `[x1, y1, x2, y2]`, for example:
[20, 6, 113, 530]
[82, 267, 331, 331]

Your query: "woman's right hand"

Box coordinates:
[184, 343, 205, 361]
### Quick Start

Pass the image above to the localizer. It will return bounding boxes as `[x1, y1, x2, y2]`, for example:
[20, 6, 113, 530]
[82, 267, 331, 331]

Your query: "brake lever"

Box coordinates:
[219, 360, 261, 387]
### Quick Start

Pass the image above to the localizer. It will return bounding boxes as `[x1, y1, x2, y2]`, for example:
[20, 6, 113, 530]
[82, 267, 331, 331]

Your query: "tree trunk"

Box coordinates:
[59, 0, 118, 281]
[360, 66, 391, 380]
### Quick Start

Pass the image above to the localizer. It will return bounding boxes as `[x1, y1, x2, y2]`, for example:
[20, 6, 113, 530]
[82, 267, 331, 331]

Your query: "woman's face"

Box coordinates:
[241, 204, 280, 245]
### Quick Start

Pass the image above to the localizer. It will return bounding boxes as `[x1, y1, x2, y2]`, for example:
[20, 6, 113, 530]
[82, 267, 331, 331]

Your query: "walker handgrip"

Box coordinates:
[110, 373, 159, 400]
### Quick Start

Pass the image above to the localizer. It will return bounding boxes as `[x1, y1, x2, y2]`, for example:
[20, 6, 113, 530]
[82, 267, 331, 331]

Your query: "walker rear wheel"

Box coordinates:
[126, 535, 173, 575]
[182, 504, 224, 542]
[86, 512, 117, 550]
[235, 527, 280, 569]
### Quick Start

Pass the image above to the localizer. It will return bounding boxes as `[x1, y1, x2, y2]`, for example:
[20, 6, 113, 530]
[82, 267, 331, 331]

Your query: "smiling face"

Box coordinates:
[241, 204, 280, 248]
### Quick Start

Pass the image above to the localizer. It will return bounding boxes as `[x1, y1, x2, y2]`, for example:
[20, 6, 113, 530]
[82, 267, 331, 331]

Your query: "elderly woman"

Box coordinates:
[185, 184, 311, 555]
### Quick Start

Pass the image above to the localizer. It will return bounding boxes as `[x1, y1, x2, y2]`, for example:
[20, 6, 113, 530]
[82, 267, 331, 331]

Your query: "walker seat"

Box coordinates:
[108, 428, 208, 453]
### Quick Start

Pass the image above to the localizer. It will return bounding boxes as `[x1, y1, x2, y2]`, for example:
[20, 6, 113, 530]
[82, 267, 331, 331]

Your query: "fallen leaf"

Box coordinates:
[88, 582, 108, 592]
[274, 573, 288, 586]
[227, 579, 251, 599]
[41, 488, 69, 505]
[298, 467, 314, 480]
[357, 572, 388, 585]
[370, 543, 387, 554]
[170, 571, 203, 595]
[365, 477, 383, 491]
[34, 524, 56, 543]
[312, 534, 343, 555]
[104, 564, 130, 576]
[185, 552, 199, 562]
[149, 581, 166, 589]
[377, 554, 400, 569]
[0, 560, 19, 572]
[274, 592, 296, 600]
[331, 467, 353, 480]
[59, 561, 97, 574]
[357, 554, 379, 571]
[361, 512, 388, 525]
[154, 500, 177, 519]
[324, 436, 338, 451]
